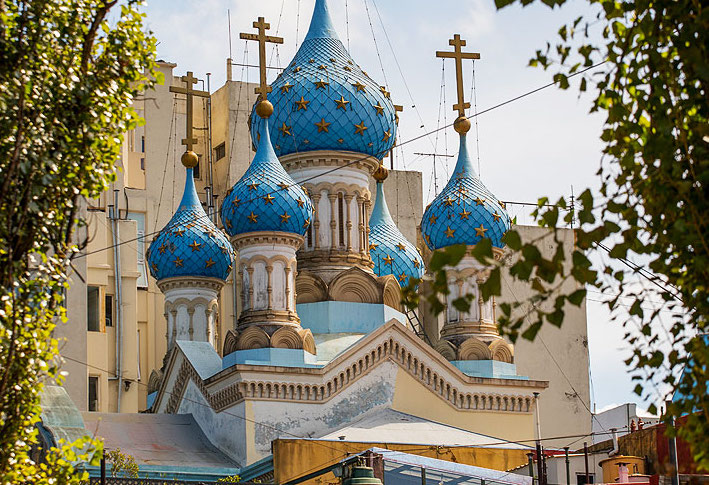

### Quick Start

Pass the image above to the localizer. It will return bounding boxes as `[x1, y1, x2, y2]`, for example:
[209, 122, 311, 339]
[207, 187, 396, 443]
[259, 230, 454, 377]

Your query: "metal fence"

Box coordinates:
[87, 478, 243, 485]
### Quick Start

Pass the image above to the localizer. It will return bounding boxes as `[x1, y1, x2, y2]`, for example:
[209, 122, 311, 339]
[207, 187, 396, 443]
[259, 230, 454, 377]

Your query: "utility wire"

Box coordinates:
[74, 60, 609, 260]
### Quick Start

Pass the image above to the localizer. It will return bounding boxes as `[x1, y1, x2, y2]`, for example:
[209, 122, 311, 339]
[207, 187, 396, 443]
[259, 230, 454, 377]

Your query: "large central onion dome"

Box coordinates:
[147, 154, 235, 282]
[249, 0, 397, 159]
[421, 134, 511, 250]
[369, 166, 425, 287]
[221, 123, 314, 237]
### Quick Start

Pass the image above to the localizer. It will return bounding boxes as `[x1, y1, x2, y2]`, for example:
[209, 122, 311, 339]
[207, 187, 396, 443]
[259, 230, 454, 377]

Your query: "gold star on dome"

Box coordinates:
[474, 197, 485, 206]
[492, 212, 502, 222]
[382, 130, 391, 141]
[278, 182, 290, 190]
[318, 64, 326, 70]
[315, 118, 331, 133]
[279, 122, 292, 136]
[247, 212, 258, 223]
[158, 243, 167, 254]
[383, 254, 394, 265]
[205, 258, 216, 268]
[248, 182, 259, 191]
[295, 96, 310, 111]
[354, 122, 368, 135]
[352, 81, 366, 92]
[444, 197, 454, 207]
[498, 200, 507, 209]
[362, 70, 369, 77]
[373, 103, 384, 116]
[334, 96, 349, 110]
[225, 219, 233, 229]
[188, 240, 202, 252]
[151, 262, 158, 273]
[428, 215, 438, 225]
[301, 186, 309, 196]
[296, 198, 305, 208]
[330, 57, 336, 63]
[369, 243, 378, 251]
[303, 218, 311, 228]
[280, 83, 293, 94]
[444, 226, 456, 238]
[185, 222, 195, 229]
[459, 209, 471, 220]
[425, 234, 431, 244]
[314, 79, 329, 89]
[232, 196, 241, 207]
[303, 139, 310, 144]
[396, 242, 406, 251]
[174, 257, 184, 267]
[174, 228, 185, 237]
[308, 58, 315, 63]
[275, 144, 281, 151]
[475, 224, 488, 237]
[220, 245, 229, 254]
[344, 65, 352, 71]
[293, 66, 301, 73]
[413, 259, 421, 269]
[263, 194, 275, 204]
[337, 138, 344, 144]
[204, 228, 216, 237]
[280, 212, 291, 223]
[379, 86, 390, 98]
[398, 273, 407, 283]
[457, 186, 468, 195]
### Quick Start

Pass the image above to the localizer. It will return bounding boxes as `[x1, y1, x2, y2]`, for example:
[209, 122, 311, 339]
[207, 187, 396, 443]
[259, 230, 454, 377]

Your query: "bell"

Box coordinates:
[343, 466, 383, 485]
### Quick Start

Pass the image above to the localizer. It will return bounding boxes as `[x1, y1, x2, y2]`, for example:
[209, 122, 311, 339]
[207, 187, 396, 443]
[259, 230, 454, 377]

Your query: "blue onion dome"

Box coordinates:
[421, 134, 511, 250]
[221, 122, 314, 237]
[147, 152, 235, 281]
[369, 165, 425, 287]
[249, 0, 397, 160]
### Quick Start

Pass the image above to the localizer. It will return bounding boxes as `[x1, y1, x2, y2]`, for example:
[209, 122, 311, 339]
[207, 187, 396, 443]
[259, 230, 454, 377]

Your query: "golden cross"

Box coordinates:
[169, 71, 210, 151]
[240, 17, 284, 100]
[393, 104, 403, 125]
[436, 34, 480, 118]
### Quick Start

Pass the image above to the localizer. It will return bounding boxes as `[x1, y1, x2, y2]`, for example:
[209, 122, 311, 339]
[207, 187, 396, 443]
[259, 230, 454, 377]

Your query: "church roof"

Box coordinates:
[221, 123, 313, 237]
[317, 409, 532, 449]
[369, 180, 424, 287]
[249, 0, 397, 160]
[421, 134, 511, 250]
[147, 167, 234, 281]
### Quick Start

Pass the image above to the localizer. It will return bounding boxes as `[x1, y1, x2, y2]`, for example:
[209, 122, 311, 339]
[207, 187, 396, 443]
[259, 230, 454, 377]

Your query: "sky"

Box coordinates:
[143, 0, 671, 415]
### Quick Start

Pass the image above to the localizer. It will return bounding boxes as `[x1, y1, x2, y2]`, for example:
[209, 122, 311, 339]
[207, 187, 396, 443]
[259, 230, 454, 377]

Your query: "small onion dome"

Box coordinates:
[421, 134, 511, 250]
[221, 123, 313, 237]
[369, 166, 425, 287]
[147, 156, 235, 282]
[249, 0, 397, 160]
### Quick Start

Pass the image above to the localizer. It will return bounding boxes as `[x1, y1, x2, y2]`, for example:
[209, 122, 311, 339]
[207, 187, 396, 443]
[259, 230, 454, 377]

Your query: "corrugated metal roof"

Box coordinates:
[82, 412, 239, 468]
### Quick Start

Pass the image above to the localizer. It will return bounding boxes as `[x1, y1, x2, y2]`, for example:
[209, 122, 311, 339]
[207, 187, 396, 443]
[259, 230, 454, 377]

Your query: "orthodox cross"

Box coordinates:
[436, 34, 480, 118]
[240, 17, 284, 100]
[169, 71, 209, 151]
[389, 104, 403, 169]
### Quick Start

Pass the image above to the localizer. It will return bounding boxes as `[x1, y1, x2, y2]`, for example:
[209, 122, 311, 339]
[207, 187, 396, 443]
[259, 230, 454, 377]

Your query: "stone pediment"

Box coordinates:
[153, 319, 547, 416]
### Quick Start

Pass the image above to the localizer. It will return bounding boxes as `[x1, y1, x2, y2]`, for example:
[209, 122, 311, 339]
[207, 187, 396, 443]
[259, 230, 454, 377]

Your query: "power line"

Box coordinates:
[73, 61, 609, 260]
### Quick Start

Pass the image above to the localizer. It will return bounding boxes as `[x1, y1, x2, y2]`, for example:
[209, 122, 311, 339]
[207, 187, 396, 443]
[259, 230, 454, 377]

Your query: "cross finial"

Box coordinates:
[436, 34, 480, 133]
[169, 71, 210, 159]
[240, 16, 284, 117]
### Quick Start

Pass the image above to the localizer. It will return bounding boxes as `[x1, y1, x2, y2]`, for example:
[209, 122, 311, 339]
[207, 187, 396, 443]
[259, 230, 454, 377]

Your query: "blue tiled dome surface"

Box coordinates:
[221, 123, 314, 237]
[147, 168, 235, 281]
[369, 182, 425, 287]
[421, 134, 511, 250]
[249, 0, 397, 160]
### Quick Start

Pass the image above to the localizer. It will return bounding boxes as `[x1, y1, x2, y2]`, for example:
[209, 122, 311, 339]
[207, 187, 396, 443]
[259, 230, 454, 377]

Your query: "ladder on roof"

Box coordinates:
[405, 308, 432, 346]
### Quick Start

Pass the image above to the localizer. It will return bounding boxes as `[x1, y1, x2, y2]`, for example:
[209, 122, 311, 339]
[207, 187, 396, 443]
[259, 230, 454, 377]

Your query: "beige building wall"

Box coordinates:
[60, 62, 259, 413]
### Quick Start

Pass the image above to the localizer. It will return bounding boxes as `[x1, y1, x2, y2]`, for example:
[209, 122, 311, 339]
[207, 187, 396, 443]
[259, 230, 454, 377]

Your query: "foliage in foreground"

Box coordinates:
[0, 0, 157, 483]
[405, 0, 708, 469]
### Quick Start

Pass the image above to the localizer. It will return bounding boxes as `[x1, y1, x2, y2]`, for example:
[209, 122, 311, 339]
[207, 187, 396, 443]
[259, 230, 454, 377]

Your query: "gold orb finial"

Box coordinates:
[373, 164, 389, 182]
[256, 99, 274, 118]
[181, 150, 199, 168]
[454, 116, 471, 134]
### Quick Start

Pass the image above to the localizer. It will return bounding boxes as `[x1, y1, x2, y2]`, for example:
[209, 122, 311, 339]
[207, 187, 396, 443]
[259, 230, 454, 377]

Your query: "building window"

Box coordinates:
[87, 286, 101, 332]
[193, 161, 200, 179]
[214, 142, 226, 161]
[337, 193, 345, 247]
[140, 157, 145, 170]
[577, 474, 595, 485]
[88, 376, 99, 411]
[127, 212, 148, 289]
[105, 294, 114, 327]
[141, 135, 145, 153]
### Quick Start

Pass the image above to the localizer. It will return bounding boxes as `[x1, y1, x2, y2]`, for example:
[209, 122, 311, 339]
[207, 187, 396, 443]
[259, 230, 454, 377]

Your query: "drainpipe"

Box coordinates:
[564, 447, 570, 485]
[206, 72, 215, 221]
[109, 189, 124, 412]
